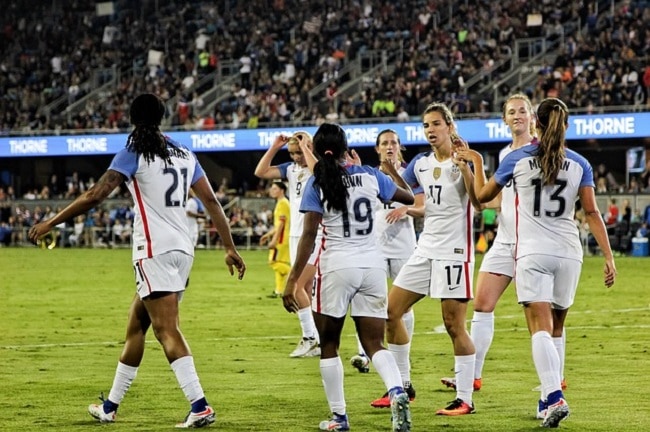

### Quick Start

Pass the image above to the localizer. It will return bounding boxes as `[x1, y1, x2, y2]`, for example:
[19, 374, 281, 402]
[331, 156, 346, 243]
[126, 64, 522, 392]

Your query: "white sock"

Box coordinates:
[455, 354, 476, 404]
[387, 342, 411, 385]
[553, 328, 566, 381]
[471, 311, 494, 380]
[297, 307, 316, 340]
[320, 357, 346, 415]
[107, 362, 138, 405]
[171, 356, 205, 403]
[403, 309, 415, 341]
[371, 349, 402, 391]
[354, 333, 365, 356]
[531, 331, 562, 400]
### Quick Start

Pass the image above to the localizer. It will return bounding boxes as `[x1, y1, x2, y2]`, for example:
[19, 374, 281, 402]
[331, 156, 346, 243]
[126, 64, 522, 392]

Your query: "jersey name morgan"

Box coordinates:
[494, 144, 593, 261]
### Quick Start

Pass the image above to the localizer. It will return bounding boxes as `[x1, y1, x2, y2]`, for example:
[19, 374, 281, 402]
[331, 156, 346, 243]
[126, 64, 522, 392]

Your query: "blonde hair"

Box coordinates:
[287, 130, 313, 146]
[502, 93, 536, 137]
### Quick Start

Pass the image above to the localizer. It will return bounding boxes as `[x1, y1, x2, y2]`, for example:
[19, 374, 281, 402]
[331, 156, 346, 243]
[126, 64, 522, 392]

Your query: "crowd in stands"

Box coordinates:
[3, 162, 650, 253]
[1, 0, 649, 135]
[0, 169, 278, 249]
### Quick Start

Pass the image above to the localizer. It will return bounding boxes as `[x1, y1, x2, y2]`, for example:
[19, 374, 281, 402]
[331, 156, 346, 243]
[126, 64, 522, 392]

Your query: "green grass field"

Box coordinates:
[1, 248, 649, 431]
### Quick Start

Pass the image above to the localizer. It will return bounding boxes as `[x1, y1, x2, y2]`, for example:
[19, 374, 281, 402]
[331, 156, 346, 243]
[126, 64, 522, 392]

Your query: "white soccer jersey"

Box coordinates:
[300, 164, 397, 272]
[494, 144, 517, 244]
[109, 141, 205, 260]
[494, 144, 594, 261]
[374, 166, 416, 259]
[278, 162, 313, 237]
[186, 196, 200, 246]
[402, 152, 474, 262]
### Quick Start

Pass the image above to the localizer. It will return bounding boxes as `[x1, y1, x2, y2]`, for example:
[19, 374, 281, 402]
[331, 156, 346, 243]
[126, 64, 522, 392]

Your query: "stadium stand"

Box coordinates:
[0, 0, 649, 251]
[1, 0, 647, 134]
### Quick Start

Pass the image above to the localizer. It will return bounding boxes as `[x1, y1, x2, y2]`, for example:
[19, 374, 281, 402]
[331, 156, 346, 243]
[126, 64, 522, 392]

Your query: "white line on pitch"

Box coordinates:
[2, 307, 649, 350]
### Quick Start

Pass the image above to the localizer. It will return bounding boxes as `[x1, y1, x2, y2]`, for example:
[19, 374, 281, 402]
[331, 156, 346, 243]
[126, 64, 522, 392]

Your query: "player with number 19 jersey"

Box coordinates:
[494, 144, 593, 262]
[402, 152, 474, 262]
[299, 165, 397, 272]
[109, 141, 204, 260]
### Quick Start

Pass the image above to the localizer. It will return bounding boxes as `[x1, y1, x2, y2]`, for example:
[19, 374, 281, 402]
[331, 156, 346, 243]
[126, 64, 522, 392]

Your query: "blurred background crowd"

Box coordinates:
[0, 0, 649, 252]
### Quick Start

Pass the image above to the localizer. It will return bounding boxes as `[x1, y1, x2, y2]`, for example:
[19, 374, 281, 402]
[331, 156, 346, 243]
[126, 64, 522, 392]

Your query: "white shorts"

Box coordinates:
[385, 257, 409, 280]
[479, 241, 515, 277]
[393, 254, 474, 300]
[290, 235, 321, 266]
[133, 251, 194, 299]
[312, 267, 387, 319]
[515, 255, 582, 309]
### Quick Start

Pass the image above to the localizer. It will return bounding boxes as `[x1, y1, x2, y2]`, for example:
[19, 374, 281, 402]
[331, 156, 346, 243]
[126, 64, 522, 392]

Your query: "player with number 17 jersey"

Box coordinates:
[299, 165, 397, 272]
[109, 141, 204, 260]
[402, 152, 474, 262]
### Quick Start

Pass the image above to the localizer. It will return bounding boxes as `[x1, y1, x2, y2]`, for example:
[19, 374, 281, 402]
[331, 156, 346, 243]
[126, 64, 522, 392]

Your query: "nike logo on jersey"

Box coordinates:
[418, 168, 429, 172]
[449, 285, 460, 291]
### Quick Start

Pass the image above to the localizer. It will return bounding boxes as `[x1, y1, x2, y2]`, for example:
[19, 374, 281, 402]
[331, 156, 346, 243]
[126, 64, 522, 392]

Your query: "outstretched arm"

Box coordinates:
[193, 176, 246, 279]
[299, 138, 318, 172]
[580, 186, 616, 288]
[477, 177, 504, 204]
[283, 211, 320, 313]
[28, 169, 124, 242]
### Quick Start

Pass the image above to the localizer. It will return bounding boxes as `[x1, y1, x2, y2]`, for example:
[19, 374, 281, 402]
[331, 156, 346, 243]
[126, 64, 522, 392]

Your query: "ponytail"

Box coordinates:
[312, 123, 349, 212]
[536, 98, 568, 185]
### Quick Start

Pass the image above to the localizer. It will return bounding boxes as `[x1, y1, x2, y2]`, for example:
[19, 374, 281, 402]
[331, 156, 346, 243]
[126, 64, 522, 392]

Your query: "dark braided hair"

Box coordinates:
[536, 98, 569, 185]
[312, 123, 349, 212]
[126, 93, 172, 165]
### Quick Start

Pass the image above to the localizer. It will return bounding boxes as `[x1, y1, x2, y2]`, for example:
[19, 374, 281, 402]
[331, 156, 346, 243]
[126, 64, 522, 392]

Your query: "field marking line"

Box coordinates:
[2, 307, 649, 350]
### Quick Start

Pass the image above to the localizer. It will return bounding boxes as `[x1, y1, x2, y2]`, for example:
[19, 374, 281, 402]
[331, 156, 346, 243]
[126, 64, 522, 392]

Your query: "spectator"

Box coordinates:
[605, 198, 619, 226]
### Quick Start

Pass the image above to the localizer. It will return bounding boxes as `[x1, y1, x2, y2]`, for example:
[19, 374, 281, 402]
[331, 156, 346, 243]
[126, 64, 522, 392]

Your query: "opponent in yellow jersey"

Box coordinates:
[260, 181, 291, 296]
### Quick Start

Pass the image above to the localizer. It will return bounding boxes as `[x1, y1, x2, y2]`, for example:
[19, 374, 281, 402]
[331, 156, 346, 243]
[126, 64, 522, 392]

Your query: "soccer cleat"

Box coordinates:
[532, 380, 567, 392]
[319, 413, 350, 431]
[541, 398, 569, 428]
[289, 337, 320, 358]
[537, 399, 548, 420]
[435, 398, 476, 416]
[371, 384, 416, 408]
[350, 354, 370, 373]
[390, 392, 412, 432]
[440, 377, 482, 391]
[88, 393, 116, 423]
[175, 406, 216, 428]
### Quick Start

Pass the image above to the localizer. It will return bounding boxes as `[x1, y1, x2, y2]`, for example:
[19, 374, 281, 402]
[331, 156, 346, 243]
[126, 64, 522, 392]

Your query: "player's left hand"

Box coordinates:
[225, 250, 246, 280]
[282, 282, 299, 313]
[28, 222, 51, 245]
[386, 206, 408, 224]
[346, 149, 361, 166]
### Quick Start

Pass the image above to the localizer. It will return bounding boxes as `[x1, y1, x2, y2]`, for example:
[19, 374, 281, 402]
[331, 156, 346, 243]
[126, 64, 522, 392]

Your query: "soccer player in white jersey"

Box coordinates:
[28, 93, 246, 429]
[255, 131, 321, 358]
[477, 97, 616, 428]
[372, 102, 482, 416]
[441, 94, 564, 396]
[282, 123, 414, 432]
[354, 130, 418, 406]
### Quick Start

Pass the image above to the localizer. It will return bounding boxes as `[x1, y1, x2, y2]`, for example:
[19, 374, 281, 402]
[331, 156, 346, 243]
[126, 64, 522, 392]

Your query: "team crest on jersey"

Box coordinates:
[297, 172, 305, 181]
[449, 165, 461, 181]
[433, 167, 441, 180]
